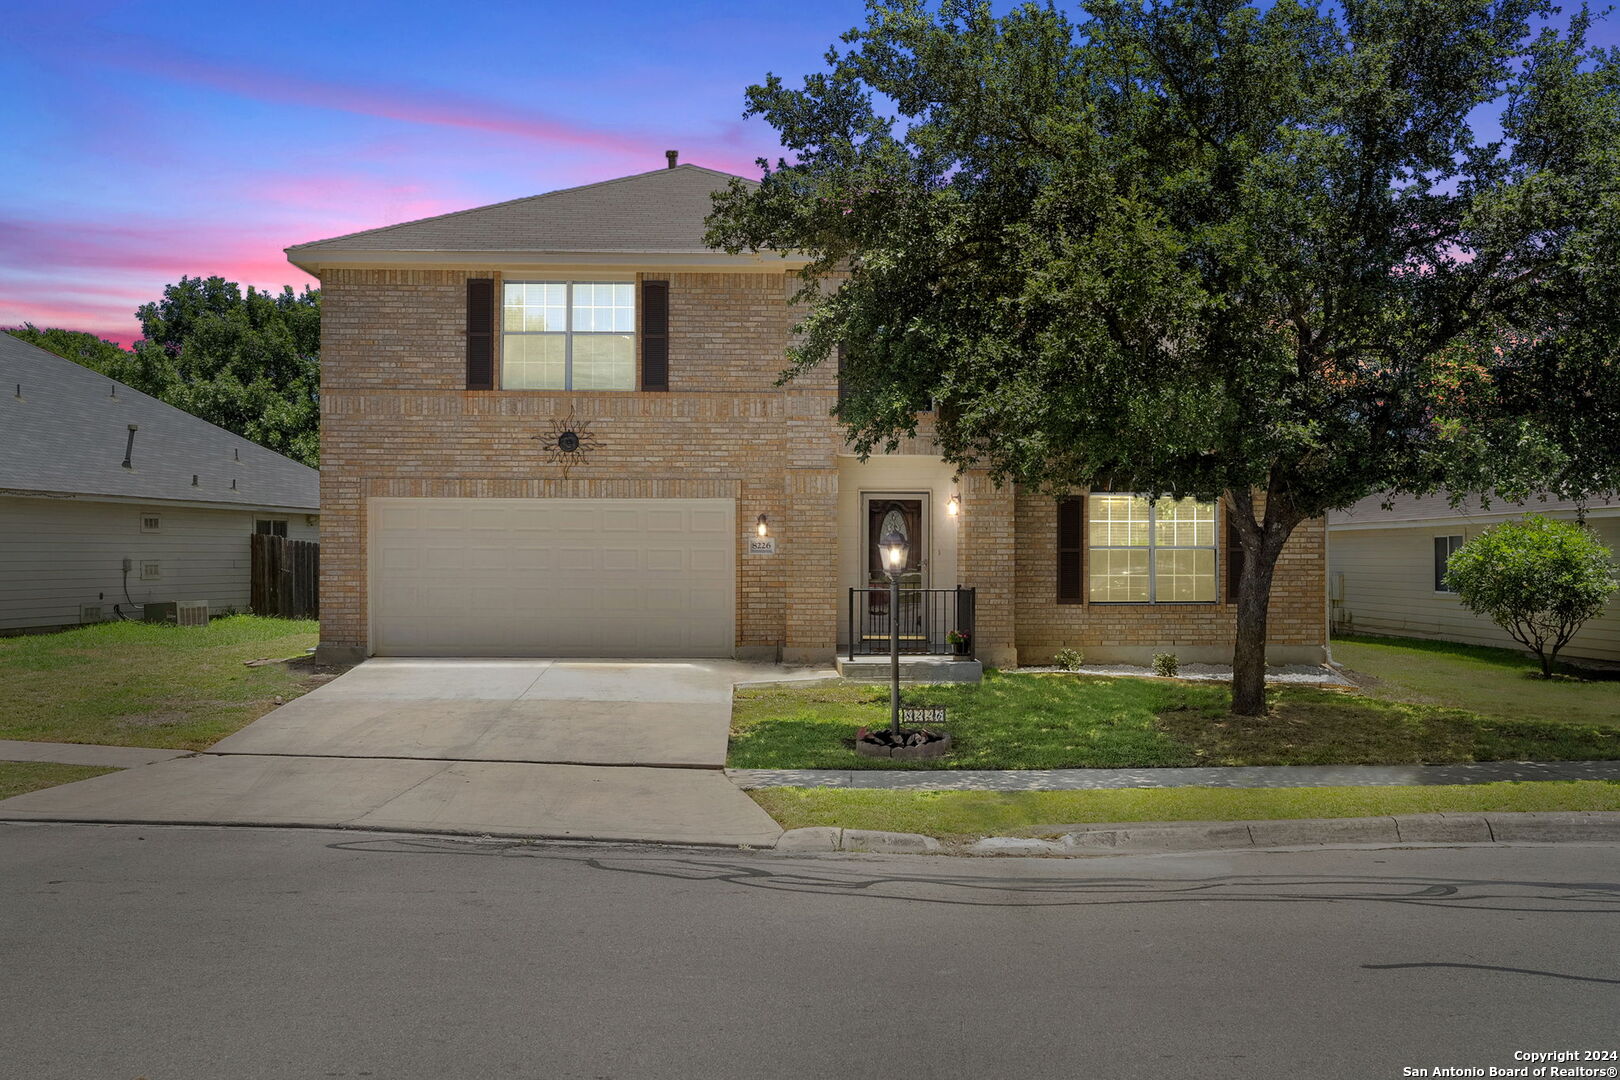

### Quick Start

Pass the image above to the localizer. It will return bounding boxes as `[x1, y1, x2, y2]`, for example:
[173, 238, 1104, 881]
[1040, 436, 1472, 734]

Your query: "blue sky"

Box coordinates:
[0, 0, 1612, 343]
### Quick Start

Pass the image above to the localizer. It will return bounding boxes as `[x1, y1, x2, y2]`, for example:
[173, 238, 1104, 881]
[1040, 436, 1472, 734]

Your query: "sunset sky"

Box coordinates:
[2, 0, 1614, 346]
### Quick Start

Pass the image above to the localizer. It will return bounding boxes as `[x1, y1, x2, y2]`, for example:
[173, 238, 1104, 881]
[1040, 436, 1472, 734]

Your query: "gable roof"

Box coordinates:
[1331, 490, 1620, 528]
[286, 165, 767, 271]
[0, 333, 319, 511]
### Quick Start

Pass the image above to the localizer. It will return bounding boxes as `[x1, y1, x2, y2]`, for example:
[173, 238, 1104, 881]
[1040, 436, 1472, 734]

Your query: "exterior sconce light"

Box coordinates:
[756, 513, 770, 538]
[946, 494, 961, 518]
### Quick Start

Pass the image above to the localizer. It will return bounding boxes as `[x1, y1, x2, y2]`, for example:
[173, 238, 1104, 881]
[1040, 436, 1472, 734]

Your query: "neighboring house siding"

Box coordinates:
[1014, 492, 1328, 665]
[0, 495, 317, 632]
[1330, 517, 1620, 663]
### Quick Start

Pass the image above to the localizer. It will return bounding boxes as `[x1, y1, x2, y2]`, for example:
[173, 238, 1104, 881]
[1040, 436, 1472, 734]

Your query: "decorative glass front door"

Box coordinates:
[865, 496, 926, 589]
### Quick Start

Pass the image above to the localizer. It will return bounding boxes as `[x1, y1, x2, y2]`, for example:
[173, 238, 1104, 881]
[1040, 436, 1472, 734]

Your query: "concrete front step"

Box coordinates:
[835, 655, 983, 683]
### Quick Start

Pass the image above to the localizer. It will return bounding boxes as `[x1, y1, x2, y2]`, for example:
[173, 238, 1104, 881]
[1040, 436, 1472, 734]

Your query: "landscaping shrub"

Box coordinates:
[1152, 652, 1179, 677]
[1053, 647, 1084, 671]
[1444, 515, 1617, 677]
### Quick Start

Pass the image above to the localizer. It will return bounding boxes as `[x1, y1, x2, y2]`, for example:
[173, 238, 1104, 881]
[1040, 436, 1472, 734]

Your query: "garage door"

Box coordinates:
[370, 498, 736, 657]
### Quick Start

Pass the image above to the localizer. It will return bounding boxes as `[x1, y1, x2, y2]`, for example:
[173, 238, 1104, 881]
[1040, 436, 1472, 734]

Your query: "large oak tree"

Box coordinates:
[706, 0, 1620, 714]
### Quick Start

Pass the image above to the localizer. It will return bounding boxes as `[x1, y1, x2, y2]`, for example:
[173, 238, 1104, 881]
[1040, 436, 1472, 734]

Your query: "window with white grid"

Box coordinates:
[1087, 494, 1217, 603]
[501, 282, 634, 390]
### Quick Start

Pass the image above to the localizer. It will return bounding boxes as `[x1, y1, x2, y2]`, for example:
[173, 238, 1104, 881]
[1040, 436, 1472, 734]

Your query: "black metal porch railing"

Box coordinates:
[847, 586, 976, 660]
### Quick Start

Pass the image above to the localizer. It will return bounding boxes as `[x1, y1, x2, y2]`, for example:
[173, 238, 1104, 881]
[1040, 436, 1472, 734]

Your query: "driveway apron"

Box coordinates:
[0, 659, 834, 846]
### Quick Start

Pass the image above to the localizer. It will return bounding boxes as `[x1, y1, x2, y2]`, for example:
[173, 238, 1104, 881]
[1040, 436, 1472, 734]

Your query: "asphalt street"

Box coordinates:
[2, 823, 1616, 1080]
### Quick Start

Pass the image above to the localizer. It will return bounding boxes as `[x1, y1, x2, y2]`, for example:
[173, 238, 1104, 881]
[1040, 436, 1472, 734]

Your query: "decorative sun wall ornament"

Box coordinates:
[532, 408, 599, 478]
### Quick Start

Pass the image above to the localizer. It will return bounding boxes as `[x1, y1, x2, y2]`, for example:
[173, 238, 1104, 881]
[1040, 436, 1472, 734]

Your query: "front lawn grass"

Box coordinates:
[1332, 633, 1620, 727]
[0, 761, 118, 801]
[749, 781, 1620, 839]
[0, 616, 323, 750]
[729, 672, 1620, 771]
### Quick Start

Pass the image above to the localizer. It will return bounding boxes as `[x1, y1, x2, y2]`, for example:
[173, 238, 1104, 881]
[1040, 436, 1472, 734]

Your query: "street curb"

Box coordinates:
[962, 811, 1620, 856]
[775, 827, 940, 853]
[776, 812, 1620, 857]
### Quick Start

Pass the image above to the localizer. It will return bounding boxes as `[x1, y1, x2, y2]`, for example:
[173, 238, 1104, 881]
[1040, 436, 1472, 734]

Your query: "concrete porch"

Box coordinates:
[834, 654, 984, 683]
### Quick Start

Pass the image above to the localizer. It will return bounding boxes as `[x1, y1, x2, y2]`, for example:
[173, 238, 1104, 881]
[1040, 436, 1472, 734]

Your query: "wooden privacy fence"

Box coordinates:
[250, 535, 319, 619]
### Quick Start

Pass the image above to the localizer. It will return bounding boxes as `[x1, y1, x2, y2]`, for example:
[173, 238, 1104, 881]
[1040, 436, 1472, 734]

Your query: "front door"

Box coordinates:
[860, 495, 931, 652]
[865, 495, 927, 589]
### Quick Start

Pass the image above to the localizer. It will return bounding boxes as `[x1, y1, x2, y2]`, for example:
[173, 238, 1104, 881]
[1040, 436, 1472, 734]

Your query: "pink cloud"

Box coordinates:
[0, 216, 313, 285]
[108, 49, 765, 178]
[0, 213, 318, 342]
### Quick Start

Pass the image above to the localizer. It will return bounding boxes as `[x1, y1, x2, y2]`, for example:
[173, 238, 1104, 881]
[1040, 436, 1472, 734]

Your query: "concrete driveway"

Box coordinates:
[0, 658, 836, 847]
[210, 658, 791, 768]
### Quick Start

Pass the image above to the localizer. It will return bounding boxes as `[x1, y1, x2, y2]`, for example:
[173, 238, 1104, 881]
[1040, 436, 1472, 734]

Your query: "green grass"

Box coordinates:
[729, 672, 1620, 770]
[1332, 633, 1620, 727]
[0, 761, 118, 801]
[750, 781, 1620, 839]
[0, 616, 322, 750]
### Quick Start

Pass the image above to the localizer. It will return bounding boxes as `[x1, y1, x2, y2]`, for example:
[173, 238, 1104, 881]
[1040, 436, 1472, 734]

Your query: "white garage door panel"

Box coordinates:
[371, 498, 736, 657]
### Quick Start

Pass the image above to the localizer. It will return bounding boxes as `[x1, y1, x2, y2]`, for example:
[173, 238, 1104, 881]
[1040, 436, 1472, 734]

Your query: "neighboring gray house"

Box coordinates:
[1329, 492, 1620, 663]
[0, 332, 319, 632]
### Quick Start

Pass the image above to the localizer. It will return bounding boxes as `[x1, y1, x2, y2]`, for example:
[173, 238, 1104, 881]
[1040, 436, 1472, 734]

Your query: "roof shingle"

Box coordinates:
[286, 165, 755, 257]
[0, 333, 319, 511]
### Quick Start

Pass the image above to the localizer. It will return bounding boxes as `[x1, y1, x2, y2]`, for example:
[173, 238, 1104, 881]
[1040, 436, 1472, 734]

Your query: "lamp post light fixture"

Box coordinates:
[879, 528, 911, 736]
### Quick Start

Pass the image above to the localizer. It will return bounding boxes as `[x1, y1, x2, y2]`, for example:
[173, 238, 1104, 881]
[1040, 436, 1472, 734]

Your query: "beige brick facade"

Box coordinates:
[317, 265, 1326, 665]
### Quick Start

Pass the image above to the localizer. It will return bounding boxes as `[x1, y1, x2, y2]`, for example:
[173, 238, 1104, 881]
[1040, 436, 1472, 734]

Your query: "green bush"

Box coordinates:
[1152, 652, 1179, 677]
[1444, 515, 1617, 677]
[1053, 647, 1085, 671]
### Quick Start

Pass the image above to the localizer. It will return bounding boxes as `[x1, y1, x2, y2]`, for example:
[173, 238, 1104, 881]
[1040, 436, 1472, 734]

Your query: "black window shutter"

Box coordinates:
[1057, 497, 1084, 602]
[1226, 512, 1245, 602]
[465, 278, 494, 390]
[641, 280, 669, 391]
[836, 342, 846, 411]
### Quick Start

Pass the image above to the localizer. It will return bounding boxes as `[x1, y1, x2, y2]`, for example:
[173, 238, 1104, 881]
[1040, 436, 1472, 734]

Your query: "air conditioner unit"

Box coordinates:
[175, 601, 210, 628]
[79, 603, 107, 624]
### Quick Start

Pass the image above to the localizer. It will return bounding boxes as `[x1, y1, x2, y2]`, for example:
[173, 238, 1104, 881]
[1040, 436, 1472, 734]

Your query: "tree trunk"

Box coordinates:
[1228, 488, 1300, 717]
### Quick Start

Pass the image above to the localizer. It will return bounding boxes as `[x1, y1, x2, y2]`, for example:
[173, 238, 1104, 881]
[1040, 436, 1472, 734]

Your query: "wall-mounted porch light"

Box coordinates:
[756, 513, 770, 537]
[946, 493, 961, 518]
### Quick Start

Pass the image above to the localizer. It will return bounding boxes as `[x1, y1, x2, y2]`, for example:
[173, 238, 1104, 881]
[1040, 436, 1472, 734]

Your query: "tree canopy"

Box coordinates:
[9, 276, 321, 467]
[706, 0, 1620, 713]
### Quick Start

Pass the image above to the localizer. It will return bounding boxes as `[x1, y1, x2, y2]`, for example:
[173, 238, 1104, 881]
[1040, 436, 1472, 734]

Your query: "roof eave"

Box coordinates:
[285, 247, 810, 276]
[0, 486, 320, 514]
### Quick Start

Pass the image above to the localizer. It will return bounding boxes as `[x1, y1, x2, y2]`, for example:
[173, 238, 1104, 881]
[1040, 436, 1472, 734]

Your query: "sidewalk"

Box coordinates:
[728, 759, 1620, 790]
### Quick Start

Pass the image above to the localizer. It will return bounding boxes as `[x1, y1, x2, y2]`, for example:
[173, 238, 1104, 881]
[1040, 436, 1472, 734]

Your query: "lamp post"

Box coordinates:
[879, 528, 911, 736]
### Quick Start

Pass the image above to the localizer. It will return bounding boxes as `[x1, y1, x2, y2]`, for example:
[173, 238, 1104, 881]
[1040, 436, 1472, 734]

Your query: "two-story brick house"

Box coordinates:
[288, 160, 1327, 668]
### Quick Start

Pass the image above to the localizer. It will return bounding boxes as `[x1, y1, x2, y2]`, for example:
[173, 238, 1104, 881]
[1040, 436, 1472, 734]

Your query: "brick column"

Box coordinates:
[782, 468, 839, 663]
[958, 471, 1017, 667]
[314, 470, 368, 664]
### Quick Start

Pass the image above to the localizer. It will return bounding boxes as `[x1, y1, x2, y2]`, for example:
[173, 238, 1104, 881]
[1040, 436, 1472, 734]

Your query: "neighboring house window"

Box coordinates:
[502, 282, 635, 390]
[255, 519, 288, 537]
[1088, 494, 1217, 603]
[139, 560, 161, 581]
[1434, 534, 1465, 592]
[140, 513, 161, 533]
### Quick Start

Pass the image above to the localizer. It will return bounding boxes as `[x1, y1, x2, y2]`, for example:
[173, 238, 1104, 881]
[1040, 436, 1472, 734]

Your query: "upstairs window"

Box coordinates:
[502, 282, 635, 390]
[1088, 494, 1217, 603]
